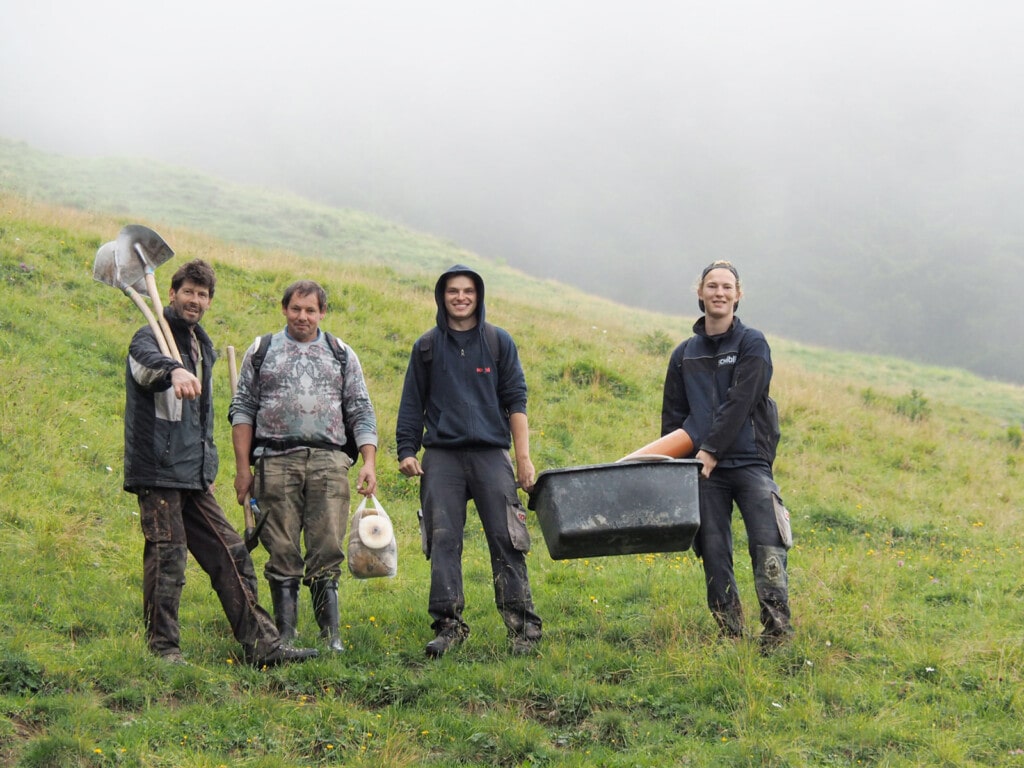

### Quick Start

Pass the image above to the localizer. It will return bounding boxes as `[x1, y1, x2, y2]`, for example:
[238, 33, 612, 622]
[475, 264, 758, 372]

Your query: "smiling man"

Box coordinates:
[396, 265, 543, 658]
[229, 280, 378, 654]
[123, 259, 318, 667]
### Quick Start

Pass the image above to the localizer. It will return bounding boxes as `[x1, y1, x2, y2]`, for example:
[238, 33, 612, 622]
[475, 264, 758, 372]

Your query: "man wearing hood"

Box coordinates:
[396, 265, 543, 658]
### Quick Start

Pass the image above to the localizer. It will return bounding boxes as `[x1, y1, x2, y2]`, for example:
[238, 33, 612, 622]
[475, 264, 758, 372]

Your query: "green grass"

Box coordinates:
[1, 193, 1023, 767]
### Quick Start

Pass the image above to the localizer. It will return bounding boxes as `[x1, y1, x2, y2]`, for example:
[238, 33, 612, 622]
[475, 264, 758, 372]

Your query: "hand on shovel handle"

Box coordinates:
[227, 345, 258, 547]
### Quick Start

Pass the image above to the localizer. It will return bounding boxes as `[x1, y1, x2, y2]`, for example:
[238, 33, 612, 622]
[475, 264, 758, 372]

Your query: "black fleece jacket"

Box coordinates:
[661, 316, 780, 468]
[395, 265, 527, 460]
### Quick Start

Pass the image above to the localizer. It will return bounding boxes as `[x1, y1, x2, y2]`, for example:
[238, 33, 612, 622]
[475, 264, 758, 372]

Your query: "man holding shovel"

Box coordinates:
[661, 260, 793, 652]
[123, 257, 318, 667]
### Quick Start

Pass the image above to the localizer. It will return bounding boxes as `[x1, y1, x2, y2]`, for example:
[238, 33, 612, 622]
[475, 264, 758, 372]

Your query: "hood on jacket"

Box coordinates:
[434, 264, 486, 331]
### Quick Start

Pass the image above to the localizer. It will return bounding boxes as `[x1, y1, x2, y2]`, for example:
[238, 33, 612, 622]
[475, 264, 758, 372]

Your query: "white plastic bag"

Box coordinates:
[347, 494, 398, 579]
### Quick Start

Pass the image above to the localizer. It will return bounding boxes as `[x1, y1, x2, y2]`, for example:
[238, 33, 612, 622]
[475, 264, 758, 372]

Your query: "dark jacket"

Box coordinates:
[661, 316, 780, 469]
[123, 307, 219, 492]
[395, 265, 527, 460]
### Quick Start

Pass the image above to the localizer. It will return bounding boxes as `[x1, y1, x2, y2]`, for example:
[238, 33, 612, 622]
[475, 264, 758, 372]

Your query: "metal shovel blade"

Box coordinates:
[93, 241, 172, 358]
[93, 241, 148, 295]
[114, 224, 175, 285]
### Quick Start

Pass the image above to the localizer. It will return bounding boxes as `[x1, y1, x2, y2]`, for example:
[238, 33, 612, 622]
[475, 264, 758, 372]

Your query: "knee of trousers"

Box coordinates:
[753, 545, 789, 593]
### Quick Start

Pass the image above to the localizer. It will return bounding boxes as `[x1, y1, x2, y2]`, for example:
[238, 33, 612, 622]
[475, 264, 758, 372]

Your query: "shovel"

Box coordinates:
[93, 241, 172, 358]
[227, 345, 263, 551]
[115, 224, 182, 363]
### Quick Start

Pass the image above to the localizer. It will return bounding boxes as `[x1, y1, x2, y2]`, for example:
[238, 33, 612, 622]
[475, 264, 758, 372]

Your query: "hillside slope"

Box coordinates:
[1, 196, 1023, 766]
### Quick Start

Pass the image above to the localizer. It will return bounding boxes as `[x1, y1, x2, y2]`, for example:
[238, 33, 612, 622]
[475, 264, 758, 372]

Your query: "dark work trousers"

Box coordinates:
[137, 487, 281, 658]
[696, 463, 792, 637]
[420, 448, 542, 640]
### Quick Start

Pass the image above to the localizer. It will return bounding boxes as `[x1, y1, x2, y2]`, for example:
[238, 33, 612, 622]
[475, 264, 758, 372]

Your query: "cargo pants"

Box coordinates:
[419, 447, 542, 641]
[695, 463, 793, 640]
[138, 487, 281, 659]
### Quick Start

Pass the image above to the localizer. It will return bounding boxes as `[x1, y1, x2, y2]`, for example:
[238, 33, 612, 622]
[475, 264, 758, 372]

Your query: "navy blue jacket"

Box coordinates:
[661, 317, 780, 469]
[395, 265, 527, 460]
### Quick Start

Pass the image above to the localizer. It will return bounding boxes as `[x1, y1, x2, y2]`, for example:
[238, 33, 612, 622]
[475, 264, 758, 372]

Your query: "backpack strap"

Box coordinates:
[322, 331, 349, 374]
[250, 333, 273, 377]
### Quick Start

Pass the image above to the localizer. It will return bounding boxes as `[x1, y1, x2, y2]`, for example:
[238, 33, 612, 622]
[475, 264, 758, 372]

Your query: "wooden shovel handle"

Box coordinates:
[126, 287, 172, 358]
[143, 270, 183, 364]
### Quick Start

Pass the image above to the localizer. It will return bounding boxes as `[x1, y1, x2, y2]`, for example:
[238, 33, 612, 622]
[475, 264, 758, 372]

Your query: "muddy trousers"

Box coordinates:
[419, 448, 542, 640]
[138, 487, 281, 658]
[695, 464, 792, 639]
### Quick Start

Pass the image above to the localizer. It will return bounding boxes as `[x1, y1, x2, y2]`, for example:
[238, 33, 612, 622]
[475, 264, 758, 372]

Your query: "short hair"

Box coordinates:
[170, 259, 216, 297]
[699, 260, 739, 286]
[281, 280, 327, 311]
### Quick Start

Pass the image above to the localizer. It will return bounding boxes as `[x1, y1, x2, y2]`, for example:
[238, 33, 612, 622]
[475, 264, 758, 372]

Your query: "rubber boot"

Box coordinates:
[754, 545, 794, 652]
[269, 578, 300, 647]
[310, 579, 345, 653]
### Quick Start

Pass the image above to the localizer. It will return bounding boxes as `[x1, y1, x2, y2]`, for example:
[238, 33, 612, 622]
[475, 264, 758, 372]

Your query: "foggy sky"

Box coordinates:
[3, 1, 1024, 376]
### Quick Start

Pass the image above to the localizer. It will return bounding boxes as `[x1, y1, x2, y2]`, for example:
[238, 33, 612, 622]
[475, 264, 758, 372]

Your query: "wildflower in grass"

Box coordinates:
[94, 748, 103, 754]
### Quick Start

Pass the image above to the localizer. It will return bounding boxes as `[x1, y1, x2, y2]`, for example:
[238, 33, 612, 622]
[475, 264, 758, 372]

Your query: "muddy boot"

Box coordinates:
[710, 597, 745, 640]
[425, 622, 469, 659]
[244, 643, 319, 668]
[754, 545, 794, 652]
[310, 578, 344, 653]
[500, 605, 543, 656]
[269, 578, 300, 647]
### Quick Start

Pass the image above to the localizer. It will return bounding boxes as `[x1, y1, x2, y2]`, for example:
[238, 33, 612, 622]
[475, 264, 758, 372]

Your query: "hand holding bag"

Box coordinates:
[347, 494, 398, 579]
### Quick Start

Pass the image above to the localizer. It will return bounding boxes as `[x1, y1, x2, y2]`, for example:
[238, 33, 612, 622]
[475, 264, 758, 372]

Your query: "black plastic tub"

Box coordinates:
[527, 458, 701, 560]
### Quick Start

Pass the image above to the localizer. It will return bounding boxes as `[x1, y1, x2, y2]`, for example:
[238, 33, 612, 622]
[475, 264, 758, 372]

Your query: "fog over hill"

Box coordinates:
[2, 1, 1023, 381]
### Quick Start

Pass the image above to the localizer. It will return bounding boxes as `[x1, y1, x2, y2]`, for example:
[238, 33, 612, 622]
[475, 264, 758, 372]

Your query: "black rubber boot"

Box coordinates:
[245, 643, 319, 668]
[269, 578, 300, 647]
[310, 579, 345, 653]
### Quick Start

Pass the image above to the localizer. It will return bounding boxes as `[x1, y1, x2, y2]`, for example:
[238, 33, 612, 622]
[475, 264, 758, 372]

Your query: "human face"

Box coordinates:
[282, 291, 325, 343]
[698, 268, 741, 322]
[168, 279, 212, 327]
[444, 275, 478, 328]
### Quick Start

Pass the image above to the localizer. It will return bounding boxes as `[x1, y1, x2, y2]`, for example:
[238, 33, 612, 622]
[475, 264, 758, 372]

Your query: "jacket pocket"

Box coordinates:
[772, 491, 793, 550]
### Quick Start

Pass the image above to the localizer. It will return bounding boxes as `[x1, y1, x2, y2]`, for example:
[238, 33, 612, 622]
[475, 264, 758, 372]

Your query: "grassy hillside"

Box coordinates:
[1, 194, 1023, 767]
